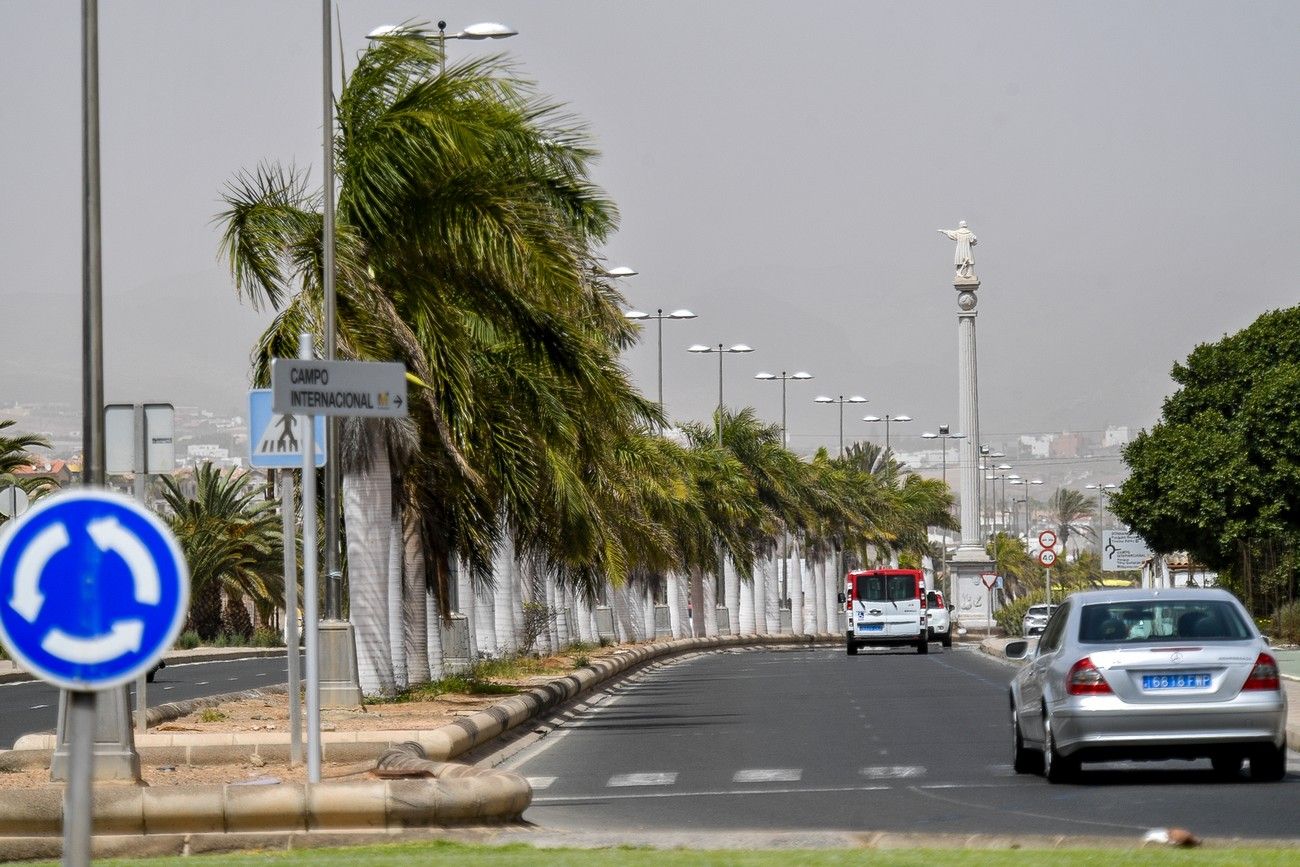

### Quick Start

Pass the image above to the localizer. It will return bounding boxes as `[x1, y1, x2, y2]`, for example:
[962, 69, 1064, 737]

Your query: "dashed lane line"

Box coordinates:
[607, 772, 678, 787]
[733, 768, 802, 783]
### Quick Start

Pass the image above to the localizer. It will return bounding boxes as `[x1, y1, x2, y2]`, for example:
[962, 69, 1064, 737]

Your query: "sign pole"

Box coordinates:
[1046, 566, 1052, 608]
[66, 690, 94, 867]
[133, 405, 148, 734]
[299, 333, 322, 783]
[281, 471, 303, 766]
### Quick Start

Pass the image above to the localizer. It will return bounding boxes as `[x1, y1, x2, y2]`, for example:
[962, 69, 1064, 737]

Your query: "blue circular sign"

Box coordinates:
[0, 489, 189, 691]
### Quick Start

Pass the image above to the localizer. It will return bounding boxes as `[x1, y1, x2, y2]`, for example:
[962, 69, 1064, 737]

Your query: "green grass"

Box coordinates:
[65, 841, 1300, 867]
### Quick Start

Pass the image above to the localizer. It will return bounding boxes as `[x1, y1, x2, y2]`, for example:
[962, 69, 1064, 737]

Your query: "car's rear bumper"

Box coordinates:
[1051, 694, 1286, 759]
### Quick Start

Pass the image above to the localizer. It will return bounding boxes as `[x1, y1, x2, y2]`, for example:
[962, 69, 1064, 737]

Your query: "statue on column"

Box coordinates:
[938, 221, 977, 279]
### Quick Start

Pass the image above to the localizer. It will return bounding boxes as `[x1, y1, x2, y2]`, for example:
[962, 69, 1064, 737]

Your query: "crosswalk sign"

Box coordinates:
[248, 389, 326, 468]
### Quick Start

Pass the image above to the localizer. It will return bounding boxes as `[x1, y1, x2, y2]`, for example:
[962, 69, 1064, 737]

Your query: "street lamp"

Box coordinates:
[688, 343, 754, 445]
[862, 413, 912, 450]
[985, 464, 1013, 536]
[1008, 478, 1044, 540]
[921, 425, 966, 606]
[757, 370, 814, 614]
[368, 20, 517, 75]
[627, 309, 696, 424]
[1085, 483, 1118, 560]
[755, 371, 814, 449]
[814, 395, 868, 457]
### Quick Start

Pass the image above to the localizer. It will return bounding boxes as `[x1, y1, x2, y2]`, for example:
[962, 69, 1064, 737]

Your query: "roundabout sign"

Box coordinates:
[0, 490, 188, 691]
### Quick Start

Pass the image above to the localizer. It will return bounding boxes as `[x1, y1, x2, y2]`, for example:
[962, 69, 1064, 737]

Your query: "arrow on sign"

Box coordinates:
[41, 619, 145, 664]
[10, 522, 68, 622]
[88, 516, 161, 606]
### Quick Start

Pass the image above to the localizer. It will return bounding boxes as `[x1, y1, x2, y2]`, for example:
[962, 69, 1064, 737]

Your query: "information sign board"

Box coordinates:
[1103, 528, 1152, 571]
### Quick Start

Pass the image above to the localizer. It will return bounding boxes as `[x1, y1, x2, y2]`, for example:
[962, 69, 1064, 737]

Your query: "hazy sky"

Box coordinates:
[2, 1, 1297, 457]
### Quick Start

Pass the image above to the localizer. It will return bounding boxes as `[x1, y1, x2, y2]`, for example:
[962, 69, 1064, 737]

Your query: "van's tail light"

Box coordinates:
[845, 583, 853, 612]
[1243, 653, 1280, 691]
[1066, 657, 1112, 695]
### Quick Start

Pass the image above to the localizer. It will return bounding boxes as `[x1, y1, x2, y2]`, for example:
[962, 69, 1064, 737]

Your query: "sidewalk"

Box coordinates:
[0, 645, 288, 684]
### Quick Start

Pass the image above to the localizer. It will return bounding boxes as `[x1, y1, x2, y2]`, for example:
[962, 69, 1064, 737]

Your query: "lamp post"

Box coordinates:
[922, 426, 965, 604]
[627, 308, 697, 424]
[368, 20, 517, 76]
[756, 370, 814, 614]
[1085, 483, 1118, 560]
[985, 464, 1013, 536]
[688, 343, 755, 445]
[1008, 478, 1044, 541]
[862, 413, 912, 450]
[814, 395, 868, 457]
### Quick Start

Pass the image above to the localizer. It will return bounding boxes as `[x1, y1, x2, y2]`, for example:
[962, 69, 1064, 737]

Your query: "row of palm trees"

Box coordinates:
[212, 29, 957, 695]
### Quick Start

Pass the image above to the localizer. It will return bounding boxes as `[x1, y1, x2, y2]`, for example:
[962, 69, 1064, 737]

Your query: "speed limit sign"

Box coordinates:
[1038, 548, 1057, 567]
[1038, 529, 1058, 549]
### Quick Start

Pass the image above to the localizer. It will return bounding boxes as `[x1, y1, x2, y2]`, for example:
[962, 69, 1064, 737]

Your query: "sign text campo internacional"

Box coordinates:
[271, 359, 409, 418]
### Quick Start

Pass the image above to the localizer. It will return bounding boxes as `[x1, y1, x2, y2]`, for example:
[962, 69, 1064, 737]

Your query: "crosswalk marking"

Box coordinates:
[526, 776, 556, 790]
[607, 772, 677, 787]
[733, 768, 802, 783]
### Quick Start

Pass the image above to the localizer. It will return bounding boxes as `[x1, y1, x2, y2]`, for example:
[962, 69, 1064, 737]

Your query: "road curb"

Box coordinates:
[0, 633, 839, 847]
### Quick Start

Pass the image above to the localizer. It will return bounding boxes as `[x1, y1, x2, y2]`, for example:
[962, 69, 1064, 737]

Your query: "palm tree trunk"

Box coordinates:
[492, 547, 515, 655]
[825, 555, 839, 632]
[403, 517, 430, 684]
[813, 557, 828, 633]
[425, 589, 445, 680]
[387, 510, 407, 689]
[472, 572, 496, 657]
[666, 572, 687, 638]
[456, 560, 478, 663]
[574, 590, 594, 642]
[703, 573, 719, 636]
[754, 561, 769, 634]
[738, 564, 756, 635]
[789, 538, 805, 635]
[642, 585, 657, 640]
[689, 566, 705, 638]
[724, 556, 741, 636]
[764, 556, 781, 633]
[344, 437, 395, 696]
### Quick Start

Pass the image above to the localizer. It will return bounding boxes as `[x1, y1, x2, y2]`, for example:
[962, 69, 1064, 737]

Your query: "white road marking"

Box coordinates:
[860, 765, 925, 779]
[256, 672, 268, 677]
[733, 768, 802, 783]
[607, 772, 677, 787]
[536, 783, 893, 805]
[196, 682, 209, 686]
[162, 686, 175, 691]
[29, 704, 48, 710]
[526, 776, 556, 790]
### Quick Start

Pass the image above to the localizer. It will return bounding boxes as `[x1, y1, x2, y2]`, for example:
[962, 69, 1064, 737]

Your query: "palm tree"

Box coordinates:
[1047, 488, 1095, 555]
[0, 420, 57, 527]
[159, 463, 283, 640]
[218, 29, 657, 686]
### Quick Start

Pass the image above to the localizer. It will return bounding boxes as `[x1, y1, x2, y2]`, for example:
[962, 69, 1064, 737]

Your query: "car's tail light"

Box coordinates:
[1066, 657, 1112, 695]
[1243, 653, 1280, 691]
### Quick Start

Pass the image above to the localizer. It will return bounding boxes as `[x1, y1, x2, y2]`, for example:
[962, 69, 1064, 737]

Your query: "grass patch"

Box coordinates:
[67, 841, 1300, 867]
[197, 708, 227, 723]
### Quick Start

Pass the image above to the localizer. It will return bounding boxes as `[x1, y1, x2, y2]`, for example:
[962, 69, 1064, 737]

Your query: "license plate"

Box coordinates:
[858, 623, 883, 632]
[1142, 673, 1211, 690]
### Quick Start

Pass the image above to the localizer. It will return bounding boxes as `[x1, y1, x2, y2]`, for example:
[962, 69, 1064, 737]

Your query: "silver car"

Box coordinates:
[1008, 588, 1287, 783]
[1022, 603, 1058, 636]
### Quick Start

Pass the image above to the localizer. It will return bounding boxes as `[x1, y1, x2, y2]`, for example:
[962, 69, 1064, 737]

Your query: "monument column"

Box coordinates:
[940, 222, 996, 630]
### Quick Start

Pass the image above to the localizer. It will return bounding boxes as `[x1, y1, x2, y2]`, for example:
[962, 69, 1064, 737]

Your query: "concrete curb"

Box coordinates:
[0, 633, 839, 845]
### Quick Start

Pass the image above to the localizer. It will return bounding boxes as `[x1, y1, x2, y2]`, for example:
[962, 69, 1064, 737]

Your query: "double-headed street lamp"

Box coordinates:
[921, 424, 966, 490]
[862, 413, 912, 450]
[757, 370, 814, 612]
[627, 308, 697, 423]
[1008, 478, 1044, 540]
[755, 371, 814, 448]
[367, 20, 517, 75]
[688, 343, 754, 445]
[985, 464, 1014, 536]
[815, 395, 868, 457]
[1085, 483, 1118, 560]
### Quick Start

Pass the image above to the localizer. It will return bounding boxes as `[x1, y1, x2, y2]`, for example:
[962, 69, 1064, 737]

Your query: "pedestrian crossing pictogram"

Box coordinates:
[248, 389, 325, 468]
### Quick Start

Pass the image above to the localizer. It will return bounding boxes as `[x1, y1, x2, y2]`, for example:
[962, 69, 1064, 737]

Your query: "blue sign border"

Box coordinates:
[0, 489, 190, 691]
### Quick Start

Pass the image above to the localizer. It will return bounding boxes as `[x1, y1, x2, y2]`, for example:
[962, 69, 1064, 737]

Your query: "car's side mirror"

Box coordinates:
[1005, 639, 1030, 660]
[836, 592, 846, 604]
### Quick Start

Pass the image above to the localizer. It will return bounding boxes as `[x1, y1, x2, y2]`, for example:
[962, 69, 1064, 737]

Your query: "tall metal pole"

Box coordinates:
[716, 344, 724, 445]
[282, 473, 303, 766]
[299, 334, 322, 783]
[70, 2, 104, 863]
[838, 399, 845, 457]
[884, 416, 890, 450]
[656, 310, 664, 417]
[321, 0, 343, 621]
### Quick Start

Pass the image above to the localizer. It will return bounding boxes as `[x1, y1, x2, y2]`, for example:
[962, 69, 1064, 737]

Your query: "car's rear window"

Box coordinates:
[1078, 600, 1251, 643]
[1027, 606, 1050, 616]
[855, 575, 917, 602]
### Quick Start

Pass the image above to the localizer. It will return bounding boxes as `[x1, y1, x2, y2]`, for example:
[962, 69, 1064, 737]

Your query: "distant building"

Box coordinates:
[1103, 426, 1131, 448]
[1020, 434, 1051, 458]
[1050, 432, 1083, 459]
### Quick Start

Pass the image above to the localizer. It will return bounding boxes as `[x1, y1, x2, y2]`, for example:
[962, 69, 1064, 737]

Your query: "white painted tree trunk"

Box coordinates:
[492, 547, 515, 655]
[472, 573, 495, 657]
[403, 518, 430, 685]
[813, 557, 828, 634]
[573, 591, 593, 643]
[703, 573, 718, 636]
[753, 562, 768, 634]
[667, 572, 689, 638]
[387, 511, 407, 689]
[724, 555, 740, 637]
[343, 437, 394, 696]
[689, 567, 705, 638]
[611, 585, 634, 642]
[457, 561, 478, 662]
[825, 555, 839, 632]
[789, 540, 805, 635]
[642, 586, 657, 639]
[738, 566, 756, 635]
[763, 557, 780, 634]
[425, 590, 444, 681]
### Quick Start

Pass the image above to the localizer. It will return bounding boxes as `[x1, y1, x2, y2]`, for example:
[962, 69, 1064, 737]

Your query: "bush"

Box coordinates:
[518, 601, 557, 655]
[251, 627, 284, 648]
[198, 708, 227, 723]
[176, 630, 201, 650]
[1272, 601, 1300, 645]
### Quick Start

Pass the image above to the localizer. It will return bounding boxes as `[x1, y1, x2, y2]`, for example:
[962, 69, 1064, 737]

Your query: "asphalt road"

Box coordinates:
[0, 654, 292, 748]
[506, 645, 1300, 838]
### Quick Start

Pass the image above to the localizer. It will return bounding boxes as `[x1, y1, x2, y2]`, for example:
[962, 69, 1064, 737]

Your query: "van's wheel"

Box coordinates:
[1249, 743, 1286, 782]
[916, 636, 929, 654]
[846, 641, 858, 656]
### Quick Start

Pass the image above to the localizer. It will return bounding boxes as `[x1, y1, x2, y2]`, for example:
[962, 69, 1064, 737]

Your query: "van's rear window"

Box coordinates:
[855, 575, 917, 602]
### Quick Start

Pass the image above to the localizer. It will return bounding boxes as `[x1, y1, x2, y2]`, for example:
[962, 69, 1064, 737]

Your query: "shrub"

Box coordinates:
[994, 590, 1047, 637]
[198, 708, 227, 723]
[1272, 601, 1300, 645]
[518, 601, 558, 655]
[175, 630, 201, 650]
[251, 627, 284, 648]
[573, 655, 590, 668]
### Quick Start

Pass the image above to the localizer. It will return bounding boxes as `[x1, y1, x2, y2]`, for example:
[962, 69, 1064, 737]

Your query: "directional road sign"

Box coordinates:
[248, 389, 326, 469]
[0, 490, 189, 691]
[271, 359, 408, 418]
[1038, 529, 1058, 549]
[1038, 548, 1058, 567]
[1103, 528, 1152, 571]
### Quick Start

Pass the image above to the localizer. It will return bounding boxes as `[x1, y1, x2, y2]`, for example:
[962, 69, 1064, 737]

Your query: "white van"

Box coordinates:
[842, 569, 928, 655]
